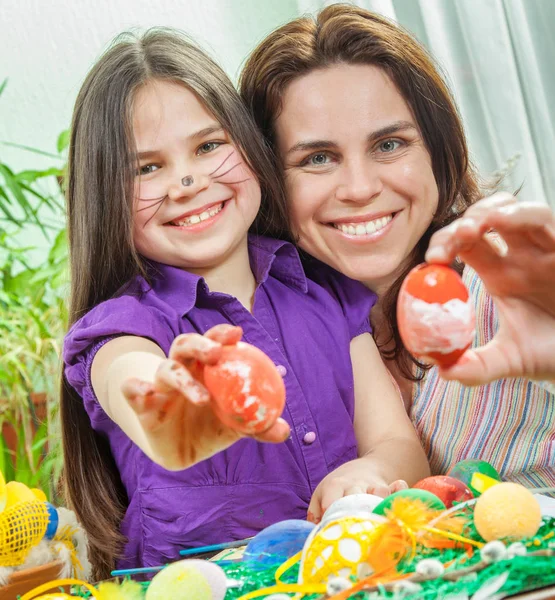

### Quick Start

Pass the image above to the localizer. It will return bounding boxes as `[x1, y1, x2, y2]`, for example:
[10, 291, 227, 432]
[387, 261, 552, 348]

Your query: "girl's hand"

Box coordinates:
[425, 193, 555, 385]
[307, 457, 408, 524]
[121, 324, 290, 470]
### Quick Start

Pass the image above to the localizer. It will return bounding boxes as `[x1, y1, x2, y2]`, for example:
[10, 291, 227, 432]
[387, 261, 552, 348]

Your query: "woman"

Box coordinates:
[240, 4, 555, 488]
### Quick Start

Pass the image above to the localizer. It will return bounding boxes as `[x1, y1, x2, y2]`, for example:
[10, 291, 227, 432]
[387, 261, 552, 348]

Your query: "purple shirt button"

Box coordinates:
[276, 365, 287, 377]
[303, 431, 316, 445]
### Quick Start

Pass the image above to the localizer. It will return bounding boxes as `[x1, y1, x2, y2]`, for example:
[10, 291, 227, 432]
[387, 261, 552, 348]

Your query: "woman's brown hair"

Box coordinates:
[240, 4, 483, 380]
[63, 28, 287, 580]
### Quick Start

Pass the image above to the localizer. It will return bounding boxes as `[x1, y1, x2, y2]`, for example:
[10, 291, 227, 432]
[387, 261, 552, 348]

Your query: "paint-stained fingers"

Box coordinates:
[252, 417, 290, 443]
[169, 332, 223, 365]
[154, 358, 211, 405]
[121, 378, 176, 432]
[204, 324, 243, 345]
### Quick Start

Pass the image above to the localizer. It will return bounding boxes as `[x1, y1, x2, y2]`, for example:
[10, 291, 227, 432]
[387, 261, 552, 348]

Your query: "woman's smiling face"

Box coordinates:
[275, 64, 439, 293]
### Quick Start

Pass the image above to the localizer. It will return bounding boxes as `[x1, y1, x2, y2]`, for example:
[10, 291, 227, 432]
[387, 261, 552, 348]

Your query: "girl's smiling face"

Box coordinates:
[132, 79, 261, 273]
[275, 64, 439, 294]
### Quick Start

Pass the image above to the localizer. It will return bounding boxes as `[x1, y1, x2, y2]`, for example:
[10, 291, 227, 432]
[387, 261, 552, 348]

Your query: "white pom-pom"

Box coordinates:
[480, 541, 508, 563]
[415, 558, 444, 578]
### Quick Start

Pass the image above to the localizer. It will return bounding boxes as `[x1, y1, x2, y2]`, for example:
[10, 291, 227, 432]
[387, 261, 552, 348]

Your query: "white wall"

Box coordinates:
[0, 0, 301, 171]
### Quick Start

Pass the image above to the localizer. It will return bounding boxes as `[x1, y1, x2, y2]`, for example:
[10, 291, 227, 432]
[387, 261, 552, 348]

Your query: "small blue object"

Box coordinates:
[243, 519, 315, 568]
[44, 502, 59, 540]
[179, 537, 252, 557]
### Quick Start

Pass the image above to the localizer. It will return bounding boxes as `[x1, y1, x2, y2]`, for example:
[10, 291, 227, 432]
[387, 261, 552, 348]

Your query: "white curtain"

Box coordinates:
[294, 0, 555, 207]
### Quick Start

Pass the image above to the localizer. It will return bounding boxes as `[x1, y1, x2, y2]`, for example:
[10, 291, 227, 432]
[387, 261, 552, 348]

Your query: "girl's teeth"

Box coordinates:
[173, 203, 224, 226]
[334, 214, 393, 236]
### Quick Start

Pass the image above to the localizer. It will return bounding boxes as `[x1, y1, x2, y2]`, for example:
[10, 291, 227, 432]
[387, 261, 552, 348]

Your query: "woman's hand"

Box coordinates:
[307, 457, 408, 523]
[121, 324, 290, 470]
[425, 193, 555, 385]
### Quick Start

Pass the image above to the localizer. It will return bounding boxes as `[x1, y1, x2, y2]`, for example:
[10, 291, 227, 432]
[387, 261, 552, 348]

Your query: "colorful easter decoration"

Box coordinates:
[323, 493, 383, 522]
[298, 513, 386, 584]
[0, 499, 50, 566]
[397, 263, 475, 367]
[473, 482, 542, 542]
[146, 559, 227, 600]
[373, 489, 446, 516]
[448, 459, 501, 496]
[43, 502, 59, 540]
[243, 519, 315, 567]
[413, 476, 474, 508]
[204, 342, 286, 434]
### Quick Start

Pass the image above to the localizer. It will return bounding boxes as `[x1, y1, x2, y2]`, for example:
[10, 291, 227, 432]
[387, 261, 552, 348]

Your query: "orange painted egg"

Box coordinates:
[397, 264, 475, 367]
[204, 342, 286, 434]
[413, 475, 474, 508]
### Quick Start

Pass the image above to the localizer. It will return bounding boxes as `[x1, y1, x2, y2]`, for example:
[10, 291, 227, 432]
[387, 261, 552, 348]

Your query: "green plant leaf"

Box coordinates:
[57, 129, 71, 154]
[16, 167, 64, 183]
[0, 78, 7, 98]
[0, 141, 62, 160]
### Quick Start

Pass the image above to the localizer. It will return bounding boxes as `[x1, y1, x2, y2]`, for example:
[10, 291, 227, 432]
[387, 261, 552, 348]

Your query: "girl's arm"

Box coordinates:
[307, 333, 429, 522]
[91, 326, 289, 471]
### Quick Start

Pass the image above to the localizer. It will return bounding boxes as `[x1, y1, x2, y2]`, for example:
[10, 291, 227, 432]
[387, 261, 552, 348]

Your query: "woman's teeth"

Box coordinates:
[171, 203, 224, 226]
[333, 214, 393, 236]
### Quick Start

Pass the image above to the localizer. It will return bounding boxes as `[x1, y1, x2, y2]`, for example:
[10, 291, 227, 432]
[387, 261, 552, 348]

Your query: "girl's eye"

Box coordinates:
[198, 141, 222, 155]
[303, 152, 332, 167]
[378, 139, 402, 153]
[138, 164, 159, 176]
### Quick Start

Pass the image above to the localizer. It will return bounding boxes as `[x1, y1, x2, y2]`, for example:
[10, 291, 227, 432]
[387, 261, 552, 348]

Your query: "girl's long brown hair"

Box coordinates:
[62, 28, 288, 580]
[240, 4, 484, 380]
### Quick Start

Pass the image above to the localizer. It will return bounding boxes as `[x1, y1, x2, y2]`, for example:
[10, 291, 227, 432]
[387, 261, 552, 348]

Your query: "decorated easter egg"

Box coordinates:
[373, 489, 446, 516]
[299, 513, 386, 584]
[398, 264, 475, 367]
[146, 559, 227, 600]
[204, 342, 286, 434]
[323, 494, 383, 522]
[448, 459, 501, 496]
[473, 482, 542, 542]
[413, 476, 474, 508]
[244, 519, 315, 567]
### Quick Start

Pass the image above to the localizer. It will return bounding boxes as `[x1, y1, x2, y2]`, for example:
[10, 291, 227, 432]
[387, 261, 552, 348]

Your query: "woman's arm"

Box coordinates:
[307, 333, 430, 522]
[351, 333, 430, 483]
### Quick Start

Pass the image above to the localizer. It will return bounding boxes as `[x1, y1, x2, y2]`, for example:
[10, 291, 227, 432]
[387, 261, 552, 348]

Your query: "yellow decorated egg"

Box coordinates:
[474, 482, 542, 542]
[299, 513, 385, 584]
[146, 559, 227, 600]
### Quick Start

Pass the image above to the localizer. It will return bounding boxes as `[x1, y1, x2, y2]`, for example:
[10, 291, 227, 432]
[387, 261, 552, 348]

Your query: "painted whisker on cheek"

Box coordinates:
[136, 195, 168, 227]
[216, 177, 251, 185]
[209, 150, 235, 177]
[213, 161, 242, 179]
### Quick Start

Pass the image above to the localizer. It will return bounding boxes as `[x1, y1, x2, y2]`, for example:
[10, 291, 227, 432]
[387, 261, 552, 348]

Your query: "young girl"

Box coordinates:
[61, 29, 429, 579]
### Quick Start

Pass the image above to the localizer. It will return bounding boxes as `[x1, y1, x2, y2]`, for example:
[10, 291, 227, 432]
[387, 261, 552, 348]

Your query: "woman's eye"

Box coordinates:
[378, 139, 402, 153]
[198, 141, 222, 155]
[138, 164, 159, 176]
[304, 152, 331, 166]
